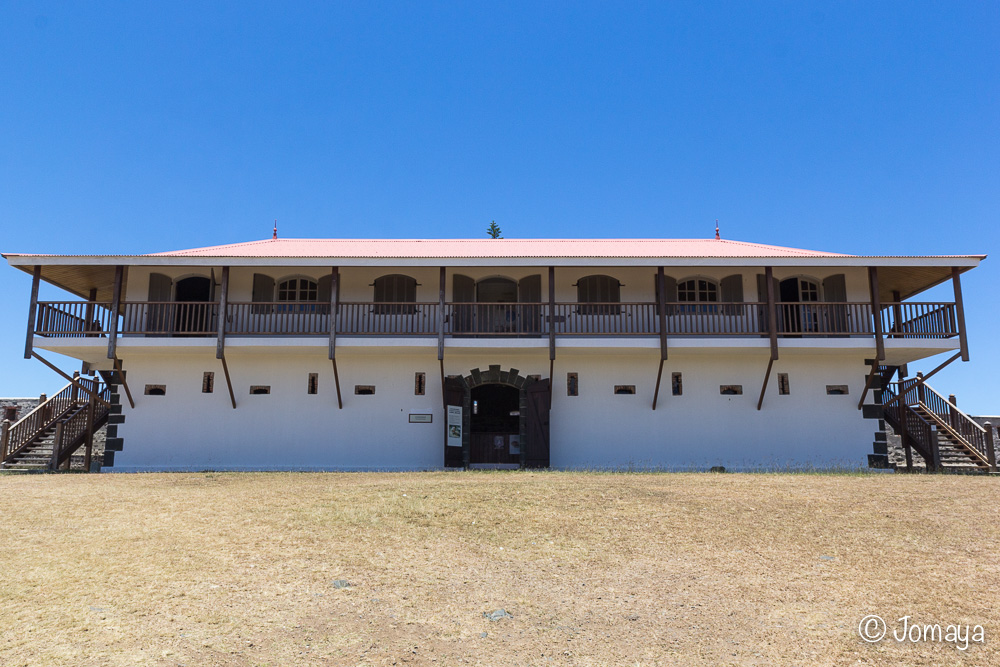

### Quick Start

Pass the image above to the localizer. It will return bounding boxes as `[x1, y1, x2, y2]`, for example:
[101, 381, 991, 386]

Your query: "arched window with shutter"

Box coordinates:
[576, 275, 621, 314]
[373, 274, 417, 314]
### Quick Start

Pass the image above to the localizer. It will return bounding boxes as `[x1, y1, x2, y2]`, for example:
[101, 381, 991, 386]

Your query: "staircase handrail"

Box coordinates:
[2, 381, 77, 461]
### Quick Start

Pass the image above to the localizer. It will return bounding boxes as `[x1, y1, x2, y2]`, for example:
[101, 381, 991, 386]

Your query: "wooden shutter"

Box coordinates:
[147, 273, 172, 333]
[444, 376, 467, 468]
[148, 273, 171, 301]
[823, 274, 848, 333]
[721, 275, 744, 316]
[656, 274, 678, 316]
[452, 274, 475, 333]
[524, 379, 551, 468]
[252, 273, 275, 314]
[518, 274, 541, 334]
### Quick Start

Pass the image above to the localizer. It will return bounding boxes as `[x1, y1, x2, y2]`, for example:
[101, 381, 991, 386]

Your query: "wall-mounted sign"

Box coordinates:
[447, 405, 462, 447]
[408, 414, 433, 423]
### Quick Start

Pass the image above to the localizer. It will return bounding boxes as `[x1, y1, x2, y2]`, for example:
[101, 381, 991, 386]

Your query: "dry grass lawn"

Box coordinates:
[0, 471, 997, 666]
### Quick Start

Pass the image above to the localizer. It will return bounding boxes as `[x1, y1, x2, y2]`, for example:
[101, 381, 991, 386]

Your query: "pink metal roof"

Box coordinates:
[150, 237, 847, 259]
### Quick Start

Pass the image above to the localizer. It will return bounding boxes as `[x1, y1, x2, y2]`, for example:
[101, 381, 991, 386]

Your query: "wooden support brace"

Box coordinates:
[30, 352, 111, 407]
[24, 265, 41, 359]
[857, 362, 881, 410]
[107, 265, 124, 360]
[652, 358, 665, 410]
[220, 354, 237, 409]
[113, 355, 135, 409]
[917, 351, 962, 386]
[331, 358, 343, 410]
[440, 358, 446, 409]
[756, 357, 774, 411]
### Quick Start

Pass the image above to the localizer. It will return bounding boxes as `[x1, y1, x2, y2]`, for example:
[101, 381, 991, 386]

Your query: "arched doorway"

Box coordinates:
[470, 383, 521, 467]
[175, 276, 213, 334]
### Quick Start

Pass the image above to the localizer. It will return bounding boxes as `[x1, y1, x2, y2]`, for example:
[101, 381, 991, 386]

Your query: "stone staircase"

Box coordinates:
[1, 376, 114, 472]
[875, 367, 996, 473]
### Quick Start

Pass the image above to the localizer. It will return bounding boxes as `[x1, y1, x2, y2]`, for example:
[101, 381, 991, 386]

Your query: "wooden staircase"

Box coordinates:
[1, 376, 111, 472]
[880, 370, 996, 473]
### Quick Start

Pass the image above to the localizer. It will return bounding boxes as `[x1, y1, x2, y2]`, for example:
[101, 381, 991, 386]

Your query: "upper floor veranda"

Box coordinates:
[5, 236, 982, 361]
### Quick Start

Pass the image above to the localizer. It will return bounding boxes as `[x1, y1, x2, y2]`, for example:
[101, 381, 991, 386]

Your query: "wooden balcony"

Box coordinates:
[31, 300, 960, 340]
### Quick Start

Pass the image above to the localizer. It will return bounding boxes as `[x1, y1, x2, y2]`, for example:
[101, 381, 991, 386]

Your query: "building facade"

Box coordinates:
[2, 237, 987, 471]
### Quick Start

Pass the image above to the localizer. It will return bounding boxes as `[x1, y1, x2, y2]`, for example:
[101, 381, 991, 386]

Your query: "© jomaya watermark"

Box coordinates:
[859, 615, 985, 651]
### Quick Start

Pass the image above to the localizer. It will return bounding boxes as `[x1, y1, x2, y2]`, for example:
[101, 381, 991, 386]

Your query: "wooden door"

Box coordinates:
[444, 376, 467, 468]
[524, 379, 551, 468]
[518, 274, 541, 334]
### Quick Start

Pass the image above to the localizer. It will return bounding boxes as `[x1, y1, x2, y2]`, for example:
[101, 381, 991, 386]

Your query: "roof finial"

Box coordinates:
[273, 220, 278, 240]
[715, 220, 720, 240]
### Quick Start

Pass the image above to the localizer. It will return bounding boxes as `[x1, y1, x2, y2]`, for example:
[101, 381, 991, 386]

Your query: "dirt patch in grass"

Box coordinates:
[0, 471, 997, 666]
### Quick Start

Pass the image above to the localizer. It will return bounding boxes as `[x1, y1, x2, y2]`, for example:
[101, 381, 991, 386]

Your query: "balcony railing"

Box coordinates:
[30, 300, 960, 340]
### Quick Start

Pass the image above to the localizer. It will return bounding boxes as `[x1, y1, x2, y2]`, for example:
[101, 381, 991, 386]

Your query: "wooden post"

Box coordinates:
[328, 267, 339, 362]
[984, 422, 996, 472]
[84, 389, 95, 472]
[765, 267, 778, 361]
[71, 371, 80, 403]
[216, 266, 229, 359]
[948, 394, 959, 429]
[916, 372, 925, 406]
[437, 267, 446, 362]
[51, 422, 64, 470]
[891, 290, 903, 339]
[24, 265, 41, 359]
[928, 426, 942, 472]
[328, 267, 342, 410]
[868, 266, 885, 361]
[548, 266, 556, 410]
[107, 265, 124, 360]
[1, 419, 10, 460]
[548, 266, 556, 363]
[952, 267, 969, 362]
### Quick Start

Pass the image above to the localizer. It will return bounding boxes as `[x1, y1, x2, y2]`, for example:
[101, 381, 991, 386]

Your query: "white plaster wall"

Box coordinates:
[113, 347, 875, 471]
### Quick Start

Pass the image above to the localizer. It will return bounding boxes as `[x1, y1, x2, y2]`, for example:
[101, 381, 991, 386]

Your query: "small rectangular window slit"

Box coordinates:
[720, 385, 743, 395]
[778, 373, 790, 395]
[826, 385, 849, 395]
[567, 373, 578, 396]
[145, 384, 166, 396]
[250, 385, 270, 395]
[614, 385, 636, 395]
[414, 372, 426, 396]
[671, 372, 683, 396]
[202, 372, 214, 394]
[355, 385, 375, 395]
[308, 373, 318, 395]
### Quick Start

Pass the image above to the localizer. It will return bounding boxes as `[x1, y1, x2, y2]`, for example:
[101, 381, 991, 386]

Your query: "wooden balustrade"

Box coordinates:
[29, 300, 961, 339]
[34, 301, 114, 336]
[881, 302, 958, 339]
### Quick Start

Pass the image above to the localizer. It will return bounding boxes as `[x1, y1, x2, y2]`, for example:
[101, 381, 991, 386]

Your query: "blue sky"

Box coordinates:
[1, 2, 997, 412]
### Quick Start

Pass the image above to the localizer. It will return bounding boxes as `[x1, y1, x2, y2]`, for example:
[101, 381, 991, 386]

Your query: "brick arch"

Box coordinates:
[462, 365, 535, 391]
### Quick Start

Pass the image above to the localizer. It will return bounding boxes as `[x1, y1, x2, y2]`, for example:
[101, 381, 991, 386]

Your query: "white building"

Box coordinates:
[2, 236, 993, 472]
